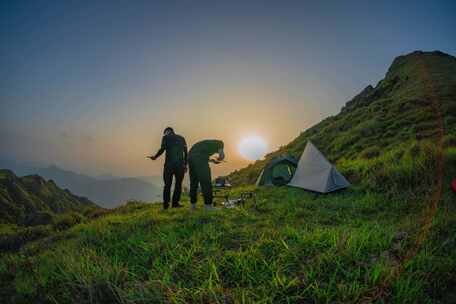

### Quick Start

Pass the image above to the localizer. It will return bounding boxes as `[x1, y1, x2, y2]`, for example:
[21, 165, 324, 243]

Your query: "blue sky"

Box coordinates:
[1, 0, 455, 176]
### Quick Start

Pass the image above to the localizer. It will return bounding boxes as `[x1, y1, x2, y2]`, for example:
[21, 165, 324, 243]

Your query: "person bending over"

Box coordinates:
[188, 139, 224, 211]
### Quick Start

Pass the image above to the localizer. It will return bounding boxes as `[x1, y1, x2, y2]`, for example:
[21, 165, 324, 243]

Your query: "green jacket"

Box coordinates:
[188, 140, 224, 161]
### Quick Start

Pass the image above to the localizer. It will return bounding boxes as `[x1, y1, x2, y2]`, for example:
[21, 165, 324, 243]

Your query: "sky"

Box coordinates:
[1, 0, 455, 177]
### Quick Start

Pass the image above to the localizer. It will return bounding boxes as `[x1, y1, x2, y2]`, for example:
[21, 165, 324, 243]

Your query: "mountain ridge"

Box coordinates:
[0, 162, 162, 208]
[0, 169, 97, 224]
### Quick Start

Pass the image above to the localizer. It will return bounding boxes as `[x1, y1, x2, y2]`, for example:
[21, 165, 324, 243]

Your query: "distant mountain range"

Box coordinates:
[0, 169, 96, 224]
[0, 160, 162, 208]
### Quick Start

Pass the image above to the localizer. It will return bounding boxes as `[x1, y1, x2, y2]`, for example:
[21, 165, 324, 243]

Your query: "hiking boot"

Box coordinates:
[204, 204, 219, 211]
[172, 203, 183, 208]
[163, 203, 169, 210]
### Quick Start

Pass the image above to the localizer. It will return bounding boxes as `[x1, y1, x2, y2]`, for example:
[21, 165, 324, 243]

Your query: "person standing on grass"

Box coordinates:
[188, 139, 225, 211]
[148, 127, 187, 210]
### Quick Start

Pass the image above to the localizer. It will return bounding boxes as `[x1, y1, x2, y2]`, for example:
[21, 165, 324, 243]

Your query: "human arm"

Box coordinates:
[217, 148, 225, 161]
[183, 137, 188, 172]
[148, 136, 166, 160]
[183, 138, 188, 166]
[209, 145, 225, 164]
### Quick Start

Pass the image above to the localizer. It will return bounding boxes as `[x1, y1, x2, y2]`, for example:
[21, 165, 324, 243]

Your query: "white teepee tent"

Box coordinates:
[287, 141, 349, 193]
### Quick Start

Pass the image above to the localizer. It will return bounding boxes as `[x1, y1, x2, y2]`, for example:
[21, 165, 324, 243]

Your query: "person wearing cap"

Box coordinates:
[188, 139, 225, 211]
[148, 127, 187, 209]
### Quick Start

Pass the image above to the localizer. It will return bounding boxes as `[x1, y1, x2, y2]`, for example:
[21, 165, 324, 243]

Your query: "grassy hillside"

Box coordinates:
[0, 148, 455, 303]
[228, 51, 456, 185]
[1, 50, 455, 303]
[0, 170, 97, 225]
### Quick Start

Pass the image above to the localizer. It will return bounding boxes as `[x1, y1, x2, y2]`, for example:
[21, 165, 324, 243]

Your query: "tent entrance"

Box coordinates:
[256, 155, 298, 186]
[272, 163, 296, 185]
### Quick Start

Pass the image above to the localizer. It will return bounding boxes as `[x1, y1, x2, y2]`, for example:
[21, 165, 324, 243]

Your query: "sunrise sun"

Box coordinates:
[238, 135, 268, 161]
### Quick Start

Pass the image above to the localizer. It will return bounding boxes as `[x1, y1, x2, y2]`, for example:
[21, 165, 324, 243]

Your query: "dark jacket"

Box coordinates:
[188, 140, 224, 161]
[153, 133, 187, 166]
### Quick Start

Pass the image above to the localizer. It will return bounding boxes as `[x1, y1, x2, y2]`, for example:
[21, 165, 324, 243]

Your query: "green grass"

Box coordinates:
[1, 147, 455, 303]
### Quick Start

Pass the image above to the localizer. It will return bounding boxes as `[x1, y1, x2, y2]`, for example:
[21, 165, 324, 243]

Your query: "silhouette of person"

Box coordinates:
[188, 139, 224, 210]
[148, 127, 187, 209]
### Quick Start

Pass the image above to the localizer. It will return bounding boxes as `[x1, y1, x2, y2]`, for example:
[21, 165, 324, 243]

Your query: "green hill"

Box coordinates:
[228, 51, 456, 185]
[0, 169, 97, 225]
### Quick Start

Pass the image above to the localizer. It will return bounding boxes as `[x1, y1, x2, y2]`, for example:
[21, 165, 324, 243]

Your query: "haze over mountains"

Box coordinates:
[0, 160, 161, 208]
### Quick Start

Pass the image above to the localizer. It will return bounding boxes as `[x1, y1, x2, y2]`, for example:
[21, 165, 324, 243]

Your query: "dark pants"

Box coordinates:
[163, 163, 185, 208]
[189, 157, 212, 205]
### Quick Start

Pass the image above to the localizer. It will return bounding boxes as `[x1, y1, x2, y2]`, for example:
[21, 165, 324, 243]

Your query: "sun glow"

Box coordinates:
[238, 135, 268, 161]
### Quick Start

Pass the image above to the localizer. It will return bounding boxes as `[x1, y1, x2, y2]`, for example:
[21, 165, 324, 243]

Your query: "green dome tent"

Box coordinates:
[288, 141, 350, 193]
[256, 155, 298, 186]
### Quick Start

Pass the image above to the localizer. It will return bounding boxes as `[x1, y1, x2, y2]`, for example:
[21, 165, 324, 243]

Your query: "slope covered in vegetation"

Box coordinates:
[0, 169, 97, 225]
[228, 51, 456, 185]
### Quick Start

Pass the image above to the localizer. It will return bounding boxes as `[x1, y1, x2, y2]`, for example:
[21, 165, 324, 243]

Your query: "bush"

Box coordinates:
[20, 211, 54, 227]
[112, 201, 151, 215]
[360, 147, 381, 159]
[443, 135, 456, 148]
[52, 212, 84, 231]
[408, 142, 421, 158]
[337, 158, 370, 184]
[338, 140, 439, 198]
[84, 207, 110, 219]
[0, 225, 52, 252]
[444, 116, 456, 128]
[366, 141, 438, 196]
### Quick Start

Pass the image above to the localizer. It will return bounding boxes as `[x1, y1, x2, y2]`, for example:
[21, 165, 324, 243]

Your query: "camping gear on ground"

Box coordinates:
[213, 177, 257, 208]
[213, 177, 231, 206]
[239, 192, 257, 208]
[219, 192, 257, 208]
[215, 176, 232, 187]
[212, 184, 231, 205]
[256, 155, 298, 186]
[452, 179, 456, 193]
[223, 198, 243, 208]
[288, 141, 350, 193]
[222, 192, 257, 208]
